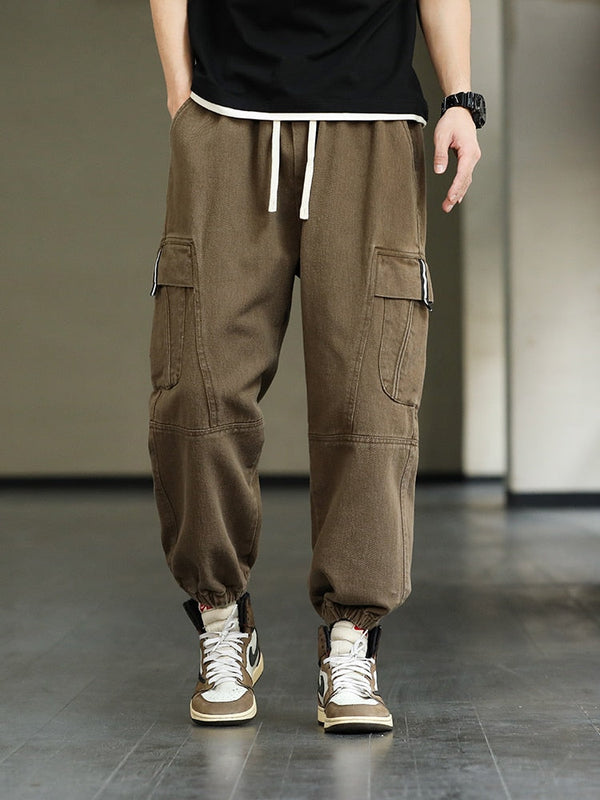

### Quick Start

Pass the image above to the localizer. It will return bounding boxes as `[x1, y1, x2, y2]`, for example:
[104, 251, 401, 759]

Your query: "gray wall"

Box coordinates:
[413, 33, 464, 474]
[1, 0, 467, 477]
[505, 0, 600, 494]
[1, 2, 167, 475]
[462, 0, 506, 477]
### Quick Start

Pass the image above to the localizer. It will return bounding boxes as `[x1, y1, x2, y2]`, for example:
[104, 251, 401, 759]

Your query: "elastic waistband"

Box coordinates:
[189, 93, 427, 222]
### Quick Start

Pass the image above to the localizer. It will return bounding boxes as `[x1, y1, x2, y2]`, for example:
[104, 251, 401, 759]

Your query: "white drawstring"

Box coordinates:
[268, 119, 318, 220]
[268, 120, 281, 213]
[299, 120, 317, 220]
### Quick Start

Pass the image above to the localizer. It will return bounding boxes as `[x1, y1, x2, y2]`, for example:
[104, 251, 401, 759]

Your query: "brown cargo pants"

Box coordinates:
[148, 98, 433, 630]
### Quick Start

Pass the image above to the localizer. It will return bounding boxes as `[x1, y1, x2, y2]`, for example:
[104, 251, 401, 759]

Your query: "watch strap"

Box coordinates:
[441, 91, 486, 129]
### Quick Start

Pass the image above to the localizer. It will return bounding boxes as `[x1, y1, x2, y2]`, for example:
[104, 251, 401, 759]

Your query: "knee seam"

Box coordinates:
[149, 416, 264, 437]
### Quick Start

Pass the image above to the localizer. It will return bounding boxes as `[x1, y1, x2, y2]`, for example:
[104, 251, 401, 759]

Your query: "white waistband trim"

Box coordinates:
[190, 93, 426, 124]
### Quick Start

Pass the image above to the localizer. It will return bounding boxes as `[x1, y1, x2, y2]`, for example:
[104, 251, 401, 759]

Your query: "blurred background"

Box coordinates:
[1, 0, 599, 501]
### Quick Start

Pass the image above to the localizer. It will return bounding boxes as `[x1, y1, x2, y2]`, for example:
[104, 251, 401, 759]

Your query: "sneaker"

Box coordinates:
[317, 620, 393, 733]
[182, 592, 264, 725]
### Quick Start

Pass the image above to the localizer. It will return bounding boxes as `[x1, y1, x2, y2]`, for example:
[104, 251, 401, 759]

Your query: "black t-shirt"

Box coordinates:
[188, 0, 428, 122]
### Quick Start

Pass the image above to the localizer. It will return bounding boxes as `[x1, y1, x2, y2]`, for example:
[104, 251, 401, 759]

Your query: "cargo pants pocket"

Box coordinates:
[373, 249, 434, 407]
[149, 237, 196, 390]
[169, 96, 194, 135]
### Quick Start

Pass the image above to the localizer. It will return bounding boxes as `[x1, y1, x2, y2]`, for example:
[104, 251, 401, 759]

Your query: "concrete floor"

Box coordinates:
[0, 482, 599, 799]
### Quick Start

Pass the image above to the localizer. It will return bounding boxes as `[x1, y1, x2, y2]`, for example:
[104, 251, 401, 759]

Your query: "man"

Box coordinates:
[148, 0, 483, 734]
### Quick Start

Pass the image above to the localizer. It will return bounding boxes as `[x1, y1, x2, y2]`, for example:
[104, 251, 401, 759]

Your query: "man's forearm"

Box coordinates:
[418, 0, 471, 96]
[149, 0, 193, 116]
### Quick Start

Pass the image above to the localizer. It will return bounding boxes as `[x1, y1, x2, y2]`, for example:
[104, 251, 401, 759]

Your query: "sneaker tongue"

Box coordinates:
[200, 602, 240, 633]
[330, 620, 368, 657]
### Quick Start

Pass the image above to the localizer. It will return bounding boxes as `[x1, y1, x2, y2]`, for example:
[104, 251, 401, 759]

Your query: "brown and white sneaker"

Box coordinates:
[183, 592, 264, 725]
[317, 620, 393, 734]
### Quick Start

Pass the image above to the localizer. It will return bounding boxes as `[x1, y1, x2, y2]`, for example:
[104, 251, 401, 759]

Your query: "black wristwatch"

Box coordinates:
[441, 91, 486, 129]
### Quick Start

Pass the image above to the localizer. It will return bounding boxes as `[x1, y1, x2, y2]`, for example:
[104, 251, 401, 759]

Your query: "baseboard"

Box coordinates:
[0, 473, 311, 490]
[0, 475, 154, 491]
[416, 473, 503, 484]
[506, 491, 600, 508]
[259, 474, 310, 487]
[4, 476, 596, 508]
[0, 472, 500, 490]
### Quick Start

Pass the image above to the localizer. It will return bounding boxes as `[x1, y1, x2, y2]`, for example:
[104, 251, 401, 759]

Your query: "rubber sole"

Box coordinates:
[191, 696, 257, 725]
[317, 704, 393, 734]
[189, 653, 264, 725]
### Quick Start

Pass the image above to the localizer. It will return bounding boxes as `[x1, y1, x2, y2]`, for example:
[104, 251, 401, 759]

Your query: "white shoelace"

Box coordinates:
[324, 634, 375, 701]
[199, 607, 248, 687]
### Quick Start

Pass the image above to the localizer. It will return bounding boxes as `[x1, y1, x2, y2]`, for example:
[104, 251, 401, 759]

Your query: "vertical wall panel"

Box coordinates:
[506, 0, 600, 493]
[462, 0, 506, 477]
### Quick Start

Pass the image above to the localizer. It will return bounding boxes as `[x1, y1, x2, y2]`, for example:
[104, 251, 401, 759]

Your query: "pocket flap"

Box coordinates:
[374, 251, 434, 307]
[154, 240, 195, 289]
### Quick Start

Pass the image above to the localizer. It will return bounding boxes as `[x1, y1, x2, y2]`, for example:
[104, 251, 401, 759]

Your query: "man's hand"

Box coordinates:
[432, 108, 481, 213]
[418, 0, 481, 211]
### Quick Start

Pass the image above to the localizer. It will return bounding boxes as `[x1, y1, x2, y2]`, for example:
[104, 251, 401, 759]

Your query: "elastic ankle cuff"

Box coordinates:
[319, 601, 384, 630]
[195, 589, 245, 609]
